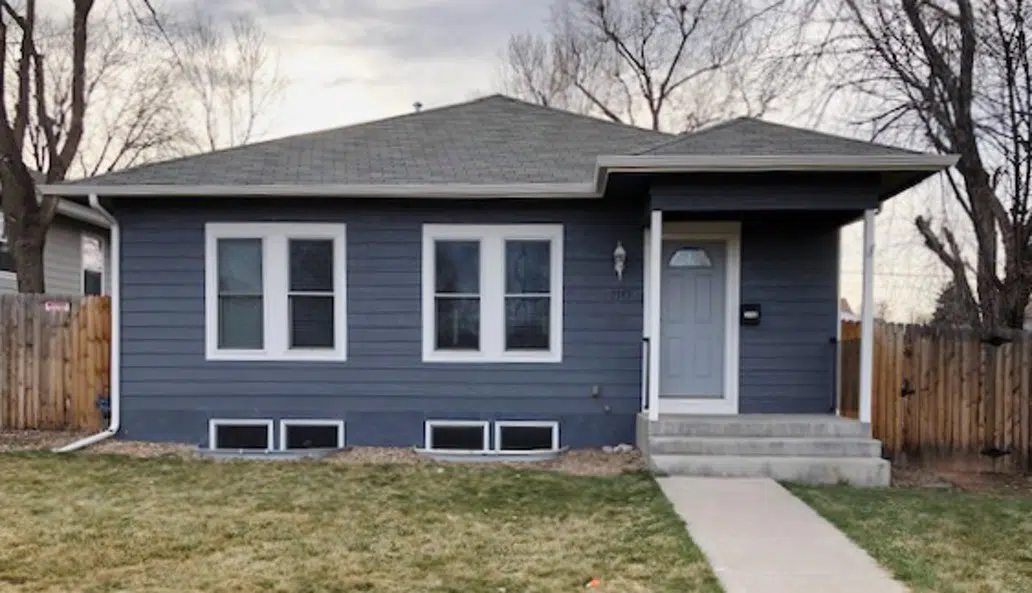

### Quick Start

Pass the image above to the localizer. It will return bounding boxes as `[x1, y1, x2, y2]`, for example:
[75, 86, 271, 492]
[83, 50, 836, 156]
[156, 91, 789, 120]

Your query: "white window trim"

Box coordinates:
[204, 222, 348, 362]
[424, 420, 490, 452]
[421, 224, 564, 363]
[494, 420, 560, 452]
[278, 419, 345, 450]
[208, 418, 274, 451]
[80, 233, 105, 296]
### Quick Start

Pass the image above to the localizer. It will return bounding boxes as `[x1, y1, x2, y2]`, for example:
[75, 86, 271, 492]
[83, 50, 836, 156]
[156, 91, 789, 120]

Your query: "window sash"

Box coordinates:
[422, 225, 563, 363]
[205, 223, 347, 361]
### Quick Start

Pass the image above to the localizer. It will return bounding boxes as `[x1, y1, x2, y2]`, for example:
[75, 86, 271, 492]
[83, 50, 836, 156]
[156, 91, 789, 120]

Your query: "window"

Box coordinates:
[422, 225, 563, 363]
[205, 223, 347, 361]
[279, 420, 344, 450]
[495, 421, 559, 452]
[424, 420, 489, 452]
[669, 247, 712, 268]
[81, 234, 104, 296]
[0, 217, 14, 275]
[208, 419, 274, 450]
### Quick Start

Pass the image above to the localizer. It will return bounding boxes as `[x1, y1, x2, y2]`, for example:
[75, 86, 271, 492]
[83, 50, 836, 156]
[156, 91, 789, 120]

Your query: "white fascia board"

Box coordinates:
[596, 153, 959, 172]
[39, 153, 958, 200]
[38, 182, 599, 199]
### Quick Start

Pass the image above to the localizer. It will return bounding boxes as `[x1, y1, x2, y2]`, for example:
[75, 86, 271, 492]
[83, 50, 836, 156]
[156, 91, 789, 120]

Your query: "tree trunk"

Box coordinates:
[12, 229, 45, 293]
[1, 174, 48, 294]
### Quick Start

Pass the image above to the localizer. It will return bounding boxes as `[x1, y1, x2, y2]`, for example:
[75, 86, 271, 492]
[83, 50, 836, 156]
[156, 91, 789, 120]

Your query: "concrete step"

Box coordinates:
[643, 414, 869, 438]
[649, 454, 891, 487]
[648, 436, 883, 458]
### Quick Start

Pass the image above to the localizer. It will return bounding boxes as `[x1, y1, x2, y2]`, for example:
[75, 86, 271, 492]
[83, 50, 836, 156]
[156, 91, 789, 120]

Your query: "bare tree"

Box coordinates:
[0, 0, 94, 293]
[32, 3, 186, 178]
[499, 0, 797, 132]
[173, 13, 283, 152]
[1, 1, 282, 292]
[805, 0, 1032, 333]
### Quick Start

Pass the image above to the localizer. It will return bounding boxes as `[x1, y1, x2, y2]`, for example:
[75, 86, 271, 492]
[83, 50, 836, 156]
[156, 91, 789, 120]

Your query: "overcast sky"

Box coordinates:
[198, 0, 556, 137]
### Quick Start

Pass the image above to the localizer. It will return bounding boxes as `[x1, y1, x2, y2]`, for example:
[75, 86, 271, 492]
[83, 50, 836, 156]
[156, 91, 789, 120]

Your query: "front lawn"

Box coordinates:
[0, 454, 719, 593]
[789, 484, 1032, 593]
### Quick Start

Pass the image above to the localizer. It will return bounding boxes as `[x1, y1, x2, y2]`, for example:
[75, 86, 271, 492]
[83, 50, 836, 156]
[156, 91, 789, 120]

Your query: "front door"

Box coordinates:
[660, 240, 727, 403]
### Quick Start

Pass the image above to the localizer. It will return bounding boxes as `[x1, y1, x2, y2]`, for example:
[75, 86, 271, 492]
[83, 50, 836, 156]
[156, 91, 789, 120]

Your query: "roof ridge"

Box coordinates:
[487, 94, 673, 139]
[635, 117, 754, 154]
[637, 115, 920, 156]
[731, 117, 916, 149]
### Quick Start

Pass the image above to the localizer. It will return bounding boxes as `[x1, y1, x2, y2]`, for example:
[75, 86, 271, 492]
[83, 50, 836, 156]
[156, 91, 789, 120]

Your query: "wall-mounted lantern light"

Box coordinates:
[613, 241, 627, 281]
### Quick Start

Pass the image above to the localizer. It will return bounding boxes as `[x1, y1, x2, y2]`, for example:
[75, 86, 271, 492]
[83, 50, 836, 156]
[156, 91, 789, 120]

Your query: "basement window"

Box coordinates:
[280, 420, 344, 450]
[208, 419, 273, 450]
[495, 421, 559, 452]
[425, 420, 489, 452]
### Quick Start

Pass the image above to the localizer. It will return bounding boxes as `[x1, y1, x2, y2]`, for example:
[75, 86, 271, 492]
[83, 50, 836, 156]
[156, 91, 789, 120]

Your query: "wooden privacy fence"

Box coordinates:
[841, 320, 1032, 472]
[0, 295, 110, 431]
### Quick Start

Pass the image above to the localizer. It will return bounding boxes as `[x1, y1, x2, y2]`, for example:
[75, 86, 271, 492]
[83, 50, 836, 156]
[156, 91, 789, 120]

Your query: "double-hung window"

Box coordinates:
[205, 223, 347, 361]
[422, 224, 563, 363]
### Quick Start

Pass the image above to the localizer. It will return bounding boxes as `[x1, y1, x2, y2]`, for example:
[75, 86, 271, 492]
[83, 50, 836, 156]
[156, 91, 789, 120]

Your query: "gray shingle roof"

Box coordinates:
[70, 95, 671, 187]
[639, 117, 919, 157]
[64, 98, 925, 188]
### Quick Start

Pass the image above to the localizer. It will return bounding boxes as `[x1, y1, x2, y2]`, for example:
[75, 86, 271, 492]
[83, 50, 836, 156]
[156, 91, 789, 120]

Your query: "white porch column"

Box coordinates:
[647, 210, 663, 421]
[858, 208, 876, 424]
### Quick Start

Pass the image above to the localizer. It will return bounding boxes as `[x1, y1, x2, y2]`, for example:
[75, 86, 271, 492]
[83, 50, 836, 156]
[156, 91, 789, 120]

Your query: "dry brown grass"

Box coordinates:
[0, 431, 647, 476]
[0, 453, 718, 593]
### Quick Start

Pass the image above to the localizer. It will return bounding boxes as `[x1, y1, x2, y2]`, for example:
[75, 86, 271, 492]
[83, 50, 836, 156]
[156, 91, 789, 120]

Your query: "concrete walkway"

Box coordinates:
[658, 477, 907, 593]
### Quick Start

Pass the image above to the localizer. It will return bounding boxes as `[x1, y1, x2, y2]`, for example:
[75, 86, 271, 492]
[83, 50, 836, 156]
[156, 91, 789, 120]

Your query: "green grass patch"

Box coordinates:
[0, 453, 719, 593]
[789, 484, 1032, 593]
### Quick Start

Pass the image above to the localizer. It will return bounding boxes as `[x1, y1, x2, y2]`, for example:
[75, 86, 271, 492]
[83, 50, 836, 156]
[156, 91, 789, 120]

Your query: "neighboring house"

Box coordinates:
[42, 95, 954, 482]
[0, 178, 111, 295]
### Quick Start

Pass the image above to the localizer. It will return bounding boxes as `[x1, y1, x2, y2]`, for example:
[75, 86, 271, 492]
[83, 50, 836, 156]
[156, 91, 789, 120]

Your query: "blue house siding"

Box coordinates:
[113, 189, 850, 448]
[114, 198, 646, 448]
[738, 216, 841, 413]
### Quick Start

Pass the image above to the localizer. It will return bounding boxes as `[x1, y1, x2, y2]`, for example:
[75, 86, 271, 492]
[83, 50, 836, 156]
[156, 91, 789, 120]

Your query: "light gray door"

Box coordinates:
[660, 240, 726, 398]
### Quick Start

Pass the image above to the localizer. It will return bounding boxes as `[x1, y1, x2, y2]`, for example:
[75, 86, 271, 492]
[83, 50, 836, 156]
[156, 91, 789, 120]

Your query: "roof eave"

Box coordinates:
[39, 153, 958, 200]
[596, 153, 959, 172]
[38, 182, 600, 199]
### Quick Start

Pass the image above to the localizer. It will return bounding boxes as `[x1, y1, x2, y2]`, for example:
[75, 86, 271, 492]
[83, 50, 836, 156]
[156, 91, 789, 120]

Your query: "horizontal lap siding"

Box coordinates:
[739, 218, 839, 413]
[115, 198, 645, 447]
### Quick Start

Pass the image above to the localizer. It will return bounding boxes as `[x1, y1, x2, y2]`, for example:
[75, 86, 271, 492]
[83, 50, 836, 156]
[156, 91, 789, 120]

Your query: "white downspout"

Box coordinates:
[55, 194, 120, 452]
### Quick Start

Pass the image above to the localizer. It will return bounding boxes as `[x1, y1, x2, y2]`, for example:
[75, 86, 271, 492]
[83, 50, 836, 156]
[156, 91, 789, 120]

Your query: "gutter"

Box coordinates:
[38, 154, 959, 200]
[54, 193, 120, 452]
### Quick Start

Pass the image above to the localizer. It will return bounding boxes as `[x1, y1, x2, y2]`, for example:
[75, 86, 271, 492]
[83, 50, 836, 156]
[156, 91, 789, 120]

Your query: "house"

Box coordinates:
[41, 95, 955, 483]
[0, 174, 111, 295]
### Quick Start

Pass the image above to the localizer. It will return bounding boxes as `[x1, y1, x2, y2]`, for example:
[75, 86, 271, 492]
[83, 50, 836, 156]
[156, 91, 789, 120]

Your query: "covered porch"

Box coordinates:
[638, 200, 878, 424]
